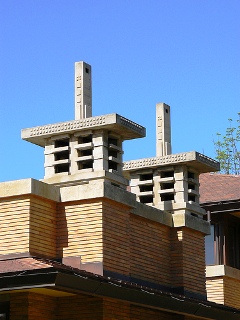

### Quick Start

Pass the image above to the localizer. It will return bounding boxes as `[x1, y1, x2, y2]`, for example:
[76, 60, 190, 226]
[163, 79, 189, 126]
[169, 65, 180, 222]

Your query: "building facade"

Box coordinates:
[0, 61, 239, 319]
[200, 173, 240, 310]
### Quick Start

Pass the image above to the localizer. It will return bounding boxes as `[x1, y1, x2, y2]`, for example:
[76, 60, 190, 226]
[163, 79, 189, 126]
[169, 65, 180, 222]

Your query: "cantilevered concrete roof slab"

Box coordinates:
[123, 151, 220, 174]
[21, 113, 146, 147]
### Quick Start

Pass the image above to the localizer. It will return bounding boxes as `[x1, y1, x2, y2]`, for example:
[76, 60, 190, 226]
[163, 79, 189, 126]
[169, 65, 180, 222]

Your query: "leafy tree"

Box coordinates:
[214, 113, 240, 175]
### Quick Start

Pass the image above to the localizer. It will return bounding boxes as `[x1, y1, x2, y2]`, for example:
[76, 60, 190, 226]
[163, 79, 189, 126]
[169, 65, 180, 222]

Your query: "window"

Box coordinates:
[205, 213, 240, 269]
[227, 221, 240, 269]
[0, 302, 9, 320]
[205, 224, 215, 265]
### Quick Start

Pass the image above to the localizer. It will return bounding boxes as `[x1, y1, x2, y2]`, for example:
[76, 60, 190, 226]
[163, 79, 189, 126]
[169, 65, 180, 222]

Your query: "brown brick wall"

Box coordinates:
[57, 200, 103, 262]
[2, 194, 207, 300]
[103, 199, 131, 275]
[171, 228, 206, 296]
[206, 277, 224, 305]
[103, 298, 130, 319]
[57, 294, 103, 320]
[10, 292, 56, 320]
[29, 196, 57, 258]
[28, 293, 56, 320]
[129, 214, 171, 286]
[224, 276, 240, 309]
[0, 197, 30, 255]
[0, 195, 57, 258]
[130, 304, 182, 320]
[103, 298, 184, 320]
[9, 292, 187, 320]
[102, 199, 172, 286]
[207, 276, 240, 309]
[10, 292, 29, 320]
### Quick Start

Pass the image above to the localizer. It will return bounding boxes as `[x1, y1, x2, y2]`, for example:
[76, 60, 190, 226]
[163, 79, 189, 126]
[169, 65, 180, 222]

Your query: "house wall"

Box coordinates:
[102, 198, 172, 286]
[207, 276, 240, 309]
[129, 213, 171, 286]
[102, 199, 131, 275]
[57, 199, 103, 262]
[0, 195, 57, 258]
[224, 276, 240, 309]
[206, 278, 224, 305]
[0, 197, 30, 255]
[9, 292, 189, 320]
[57, 294, 103, 320]
[29, 196, 57, 258]
[0, 192, 207, 299]
[10, 292, 56, 320]
[171, 228, 206, 296]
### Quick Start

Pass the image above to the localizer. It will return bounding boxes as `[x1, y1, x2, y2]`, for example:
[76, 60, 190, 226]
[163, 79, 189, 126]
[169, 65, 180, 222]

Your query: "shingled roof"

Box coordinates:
[199, 173, 240, 204]
[0, 256, 240, 320]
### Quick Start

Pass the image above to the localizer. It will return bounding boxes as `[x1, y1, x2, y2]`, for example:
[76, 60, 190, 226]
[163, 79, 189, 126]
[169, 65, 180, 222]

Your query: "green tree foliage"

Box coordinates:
[214, 113, 240, 175]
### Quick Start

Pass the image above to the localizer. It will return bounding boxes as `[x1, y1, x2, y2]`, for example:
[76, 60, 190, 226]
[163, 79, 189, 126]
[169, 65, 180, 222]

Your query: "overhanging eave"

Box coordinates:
[0, 269, 239, 320]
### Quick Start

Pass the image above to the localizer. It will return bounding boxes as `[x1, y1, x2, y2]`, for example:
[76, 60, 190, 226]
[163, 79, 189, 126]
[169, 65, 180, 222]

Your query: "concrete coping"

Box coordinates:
[0, 178, 209, 233]
[206, 265, 240, 280]
[172, 212, 211, 235]
[123, 151, 220, 173]
[0, 178, 60, 202]
[21, 113, 146, 147]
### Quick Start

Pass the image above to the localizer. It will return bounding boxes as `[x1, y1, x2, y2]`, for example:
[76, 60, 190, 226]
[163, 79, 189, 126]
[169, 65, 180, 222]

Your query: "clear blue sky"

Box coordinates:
[0, 1, 239, 182]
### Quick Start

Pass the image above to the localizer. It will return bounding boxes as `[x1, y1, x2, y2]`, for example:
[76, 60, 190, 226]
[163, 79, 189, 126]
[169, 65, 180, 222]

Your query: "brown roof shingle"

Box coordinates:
[199, 173, 240, 203]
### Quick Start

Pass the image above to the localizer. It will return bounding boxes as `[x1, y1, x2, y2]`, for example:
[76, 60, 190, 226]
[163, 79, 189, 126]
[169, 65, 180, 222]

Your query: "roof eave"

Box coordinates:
[0, 269, 239, 320]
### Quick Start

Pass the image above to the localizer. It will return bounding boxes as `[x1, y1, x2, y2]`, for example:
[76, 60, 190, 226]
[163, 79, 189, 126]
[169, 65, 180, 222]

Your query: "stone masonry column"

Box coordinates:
[93, 130, 108, 171]
[174, 166, 188, 203]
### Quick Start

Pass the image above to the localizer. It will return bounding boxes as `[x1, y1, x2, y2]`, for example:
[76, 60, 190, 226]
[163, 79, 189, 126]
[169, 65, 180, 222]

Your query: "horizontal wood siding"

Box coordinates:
[206, 278, 224, 305]
[0, 197, 30, 255]
[130, 214, 171, 286]
[57, 294, 103, 320]
[29, 197, 57, 258]
[57, 200, 103, 262]
[171, 228, 206, 296]
[103, 199, 130, 275]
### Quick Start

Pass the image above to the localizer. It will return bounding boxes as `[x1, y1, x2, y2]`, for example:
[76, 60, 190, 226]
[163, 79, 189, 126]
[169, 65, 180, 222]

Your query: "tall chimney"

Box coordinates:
[156, 103, 172, 156]
[75, 61, 92, 119]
